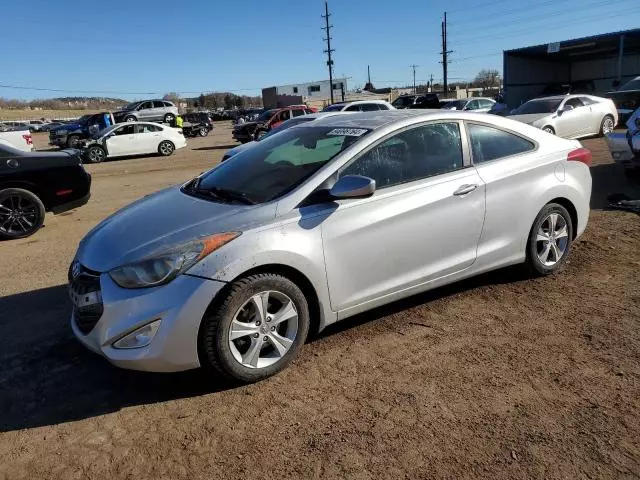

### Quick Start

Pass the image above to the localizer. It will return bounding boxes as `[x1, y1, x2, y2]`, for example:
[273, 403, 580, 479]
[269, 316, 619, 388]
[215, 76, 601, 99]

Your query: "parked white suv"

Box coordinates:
[114, 100, 179, 124]
[322, 100, 395, 112]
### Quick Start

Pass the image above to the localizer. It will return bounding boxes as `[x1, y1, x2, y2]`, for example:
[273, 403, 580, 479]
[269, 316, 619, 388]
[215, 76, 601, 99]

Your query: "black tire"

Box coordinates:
[199, 127, 208, 137]
[124, 115, 137, 123]
[158, 140, 175, 156]
[66, 134, 81, 148]
[199, 273, 310, 383]
[599, 114, 615, 136]
[0, 188, 46, 240]
[525, 203, 573, 276]
[85, 145, 106, 163]
[542, 126, 555, 135]
[254, 129, 266, 140]
[164, 113, 175, 124]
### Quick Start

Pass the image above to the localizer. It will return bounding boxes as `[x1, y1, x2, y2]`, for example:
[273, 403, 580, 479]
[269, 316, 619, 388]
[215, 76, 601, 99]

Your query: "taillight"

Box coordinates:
[22, 134, 33, 145]
[567, 147, 592, 167]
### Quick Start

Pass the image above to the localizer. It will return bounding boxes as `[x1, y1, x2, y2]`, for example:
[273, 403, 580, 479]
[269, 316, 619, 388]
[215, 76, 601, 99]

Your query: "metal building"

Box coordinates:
[503, 29, 640, 108]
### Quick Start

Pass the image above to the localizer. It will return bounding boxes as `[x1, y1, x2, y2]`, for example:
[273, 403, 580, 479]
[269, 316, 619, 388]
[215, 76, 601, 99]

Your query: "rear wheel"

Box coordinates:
[542, 126, 555, 135]
[164, 113, 175, 124]
[199, 273, 310, 383]
[158, 140, 175, 156]
[0, 188, 45, 240]
[525, 203, 573, 276]
[199, 127, 208, 137]
[600, 115, 615, 136]
[125, 115, 136, 122]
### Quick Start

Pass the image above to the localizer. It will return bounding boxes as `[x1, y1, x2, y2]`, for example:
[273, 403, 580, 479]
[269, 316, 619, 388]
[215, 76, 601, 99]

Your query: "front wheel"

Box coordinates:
[0, 188, 46, 240]
[600, 115, 615, 136]
[164, 113, 175, 124]
[525, 203, 573, 276]
[66, 135, 81, 148]
[158, 140, 175, 156]
[199, 127, 208, 137]
[199, 273, 310, 383]
[125, 115, 137, 122]
[254, 129, 266, 141]
[542, 126, 555, 135]
[85, 145, 106, 163]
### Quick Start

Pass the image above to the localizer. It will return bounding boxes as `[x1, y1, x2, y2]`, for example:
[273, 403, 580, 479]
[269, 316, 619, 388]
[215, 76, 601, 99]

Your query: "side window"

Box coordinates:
[360, 103, 379, 112]
[136, 124, 160, 133]
[341, 122, 464, 189]
[291, 109, 305, 117]
[377, 103, 390, 110]
[293, 86, 299, 94]
[138, 102, 153, 110]
[345, 104, 361, 112]
[465, 100, 480, 110]
[153, 101, 165, 108]
[579, 96, 596, 106]
[478, 99, 494, 108]
[163, 101, 173, 108]
[115, 125, 135, 135]
[468, 123, 534, 163]
[564, 97, 584, 109]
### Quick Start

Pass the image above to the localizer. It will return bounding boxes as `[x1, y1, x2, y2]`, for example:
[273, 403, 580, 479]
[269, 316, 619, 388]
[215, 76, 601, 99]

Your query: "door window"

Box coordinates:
[163, 101, 173, 108]
[564, 97, 584, 109]
[468, 123, 534, 163]
[291, 109, 305, 117]
[345, 104, 361, 112]
[115, 125, 136, 135]
[478, 99, 494, 108]
[136, 124, 161, 133]
[153, 101, 165, 108]
[465, 100, 481, 110]
[137, 102, 153, 110]
[341, 122, 464, 189]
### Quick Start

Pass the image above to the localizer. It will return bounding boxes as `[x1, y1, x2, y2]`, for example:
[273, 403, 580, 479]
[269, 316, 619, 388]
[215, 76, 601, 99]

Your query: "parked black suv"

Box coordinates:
[182, 112, 214, 137]
[0, 143, 91, 239]
[393, 93, 440, 109]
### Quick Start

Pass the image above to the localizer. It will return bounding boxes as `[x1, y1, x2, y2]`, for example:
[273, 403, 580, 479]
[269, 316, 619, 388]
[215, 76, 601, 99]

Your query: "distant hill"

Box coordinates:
[0, 96, 128, 111]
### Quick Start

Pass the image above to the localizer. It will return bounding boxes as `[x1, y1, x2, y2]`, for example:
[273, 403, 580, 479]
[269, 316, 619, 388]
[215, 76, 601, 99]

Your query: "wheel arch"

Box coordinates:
[547, 197, 578, 239]
[0, 181, 48, 209]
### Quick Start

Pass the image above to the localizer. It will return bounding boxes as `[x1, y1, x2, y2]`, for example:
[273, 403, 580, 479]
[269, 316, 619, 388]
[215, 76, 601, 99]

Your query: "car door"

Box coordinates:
[133, 123, 161, 154]
[577, 96, 604, 135]
[105, 124, 137, 157]
[464, 100, 481, 112]
[136, 101, 154, 121]
[152, 101, 167, 121]
[320, 121, 485, 313]
[555, 97, 586, 138]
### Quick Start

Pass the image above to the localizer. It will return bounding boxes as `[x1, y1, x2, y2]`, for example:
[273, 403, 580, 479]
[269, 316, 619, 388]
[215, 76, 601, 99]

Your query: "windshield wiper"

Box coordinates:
[194, 184, 255, 205]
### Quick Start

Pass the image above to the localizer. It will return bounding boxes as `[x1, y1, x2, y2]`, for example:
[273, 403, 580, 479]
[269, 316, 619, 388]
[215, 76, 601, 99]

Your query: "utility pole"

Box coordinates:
[429, 73, 434, 92]
[322, 1, 335, 104]
[440, 12, 452, 98]
[410, 64, 418, 94]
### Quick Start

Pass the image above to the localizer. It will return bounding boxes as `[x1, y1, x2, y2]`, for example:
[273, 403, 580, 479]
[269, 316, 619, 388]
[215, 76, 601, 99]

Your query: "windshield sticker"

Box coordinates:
[327, 128, 367, 137]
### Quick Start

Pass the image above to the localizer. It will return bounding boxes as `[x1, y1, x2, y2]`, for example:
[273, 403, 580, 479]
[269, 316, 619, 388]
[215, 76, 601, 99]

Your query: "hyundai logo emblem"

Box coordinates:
[71, 261, 81, 280]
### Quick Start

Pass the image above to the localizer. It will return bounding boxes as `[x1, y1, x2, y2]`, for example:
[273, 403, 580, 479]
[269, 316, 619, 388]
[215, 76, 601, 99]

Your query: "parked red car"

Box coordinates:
[232, 105, 317, 143]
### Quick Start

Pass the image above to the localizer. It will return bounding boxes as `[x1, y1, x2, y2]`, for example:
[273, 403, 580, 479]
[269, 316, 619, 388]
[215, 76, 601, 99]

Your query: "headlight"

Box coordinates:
[109, 232, 240, 289]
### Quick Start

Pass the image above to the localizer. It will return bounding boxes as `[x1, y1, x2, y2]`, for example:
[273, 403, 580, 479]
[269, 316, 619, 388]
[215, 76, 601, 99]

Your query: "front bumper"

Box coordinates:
[71, 272, 227, 372]
[49, 134, 67, 147]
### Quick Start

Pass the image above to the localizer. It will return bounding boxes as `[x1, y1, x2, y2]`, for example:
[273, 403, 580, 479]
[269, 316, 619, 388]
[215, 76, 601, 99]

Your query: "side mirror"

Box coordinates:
[330, 175, 376, 199]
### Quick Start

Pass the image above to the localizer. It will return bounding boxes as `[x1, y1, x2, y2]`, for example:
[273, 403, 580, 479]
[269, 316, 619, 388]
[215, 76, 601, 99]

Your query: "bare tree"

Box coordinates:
[473, 69, 501, 89]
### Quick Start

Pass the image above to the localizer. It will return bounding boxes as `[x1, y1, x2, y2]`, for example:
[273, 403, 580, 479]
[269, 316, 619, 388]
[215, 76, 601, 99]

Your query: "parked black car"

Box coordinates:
[181, 112, 214, 137]
[0, 144, 91, 239]
[393, 93, 440, 109]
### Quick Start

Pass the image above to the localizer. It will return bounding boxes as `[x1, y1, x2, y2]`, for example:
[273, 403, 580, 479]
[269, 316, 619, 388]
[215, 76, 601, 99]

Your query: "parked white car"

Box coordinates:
[83, 122, 187, 163]
[322, 100, 395, 112]
[508, 94, 618, 139]
[441, 97, 496, 112]
[0, 129, 34, 152]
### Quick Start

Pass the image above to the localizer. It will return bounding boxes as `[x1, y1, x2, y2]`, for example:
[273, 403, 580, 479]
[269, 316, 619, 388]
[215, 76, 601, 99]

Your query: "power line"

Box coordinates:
[321, 0, 335, 104]
[448, 0, 510, 14]
[447, 0, 571, 27]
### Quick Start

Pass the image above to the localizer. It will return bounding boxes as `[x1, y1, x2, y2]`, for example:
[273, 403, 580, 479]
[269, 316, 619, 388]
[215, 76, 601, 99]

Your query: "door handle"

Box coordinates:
[453, 184, 478, 196]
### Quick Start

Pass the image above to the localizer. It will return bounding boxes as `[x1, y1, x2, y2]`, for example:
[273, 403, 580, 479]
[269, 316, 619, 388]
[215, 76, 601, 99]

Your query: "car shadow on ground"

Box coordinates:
[0, 266, 527, 432]
[192, 144, 238, 151]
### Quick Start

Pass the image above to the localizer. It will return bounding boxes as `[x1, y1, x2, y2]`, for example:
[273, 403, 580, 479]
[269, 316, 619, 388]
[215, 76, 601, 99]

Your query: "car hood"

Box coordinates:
[51, 123, 82, 132]
[76, 186, 276, 272]
[507, 113, 550, 124]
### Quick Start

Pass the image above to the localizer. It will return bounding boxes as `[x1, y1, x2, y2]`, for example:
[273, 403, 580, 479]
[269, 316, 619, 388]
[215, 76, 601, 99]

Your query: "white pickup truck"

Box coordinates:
[0, 129, 34, 152]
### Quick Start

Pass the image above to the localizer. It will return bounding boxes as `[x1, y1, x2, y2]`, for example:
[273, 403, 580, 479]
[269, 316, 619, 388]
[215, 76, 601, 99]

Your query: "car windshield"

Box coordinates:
[618, 77, 640, 92]
[441, 100, 467, 110]
[392, 97, 415, 107]
[77, 115, 92, 124]
[257, 109, 276, 122]
[188, 126, 370, 204]
[513, 99, 562, 115]
[261, 116, 316, 140]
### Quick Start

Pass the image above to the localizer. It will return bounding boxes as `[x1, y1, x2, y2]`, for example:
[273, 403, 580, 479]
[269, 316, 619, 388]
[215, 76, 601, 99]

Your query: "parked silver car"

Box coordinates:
[509, 94, 618, 139]
[70, 111, 592, 383]
[113, 100, 179, 124]
[441, 97, 496, 112]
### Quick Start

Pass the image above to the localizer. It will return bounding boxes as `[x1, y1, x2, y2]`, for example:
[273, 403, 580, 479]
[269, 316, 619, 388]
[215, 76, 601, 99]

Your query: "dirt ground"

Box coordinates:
[1, 122, 639, 479]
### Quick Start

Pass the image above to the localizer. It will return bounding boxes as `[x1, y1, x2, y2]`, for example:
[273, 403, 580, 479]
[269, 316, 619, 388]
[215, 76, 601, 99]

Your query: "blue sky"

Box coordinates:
[1, 0, 637, 100]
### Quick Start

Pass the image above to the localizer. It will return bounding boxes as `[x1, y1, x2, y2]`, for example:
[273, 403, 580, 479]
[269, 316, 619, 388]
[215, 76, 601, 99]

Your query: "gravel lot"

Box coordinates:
[1, 122, 639, 479]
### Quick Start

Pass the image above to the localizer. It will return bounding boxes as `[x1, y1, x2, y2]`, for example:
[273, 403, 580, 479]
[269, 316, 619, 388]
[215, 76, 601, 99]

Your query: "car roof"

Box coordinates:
[309, 109, 450, 129]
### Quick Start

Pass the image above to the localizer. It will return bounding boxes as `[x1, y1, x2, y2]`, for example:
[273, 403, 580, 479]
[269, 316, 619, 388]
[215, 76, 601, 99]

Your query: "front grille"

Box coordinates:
[69, 263, 103, 334]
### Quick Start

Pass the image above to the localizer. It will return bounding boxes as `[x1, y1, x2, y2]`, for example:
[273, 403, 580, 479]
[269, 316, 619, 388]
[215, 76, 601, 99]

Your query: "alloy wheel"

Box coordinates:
[88, 147, 105, 162]
[159, 142, 174, 155]
[228, 290, 299, 369]
[602, 117, 614, 134]
[536, 213, 569, 267]
[0, 194, 38, 236]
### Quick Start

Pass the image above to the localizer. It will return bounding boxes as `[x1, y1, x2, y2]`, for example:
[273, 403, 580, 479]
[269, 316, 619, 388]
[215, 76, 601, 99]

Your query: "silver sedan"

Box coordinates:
[509, 94, 618, 139]
[69, 111, 592, 383]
